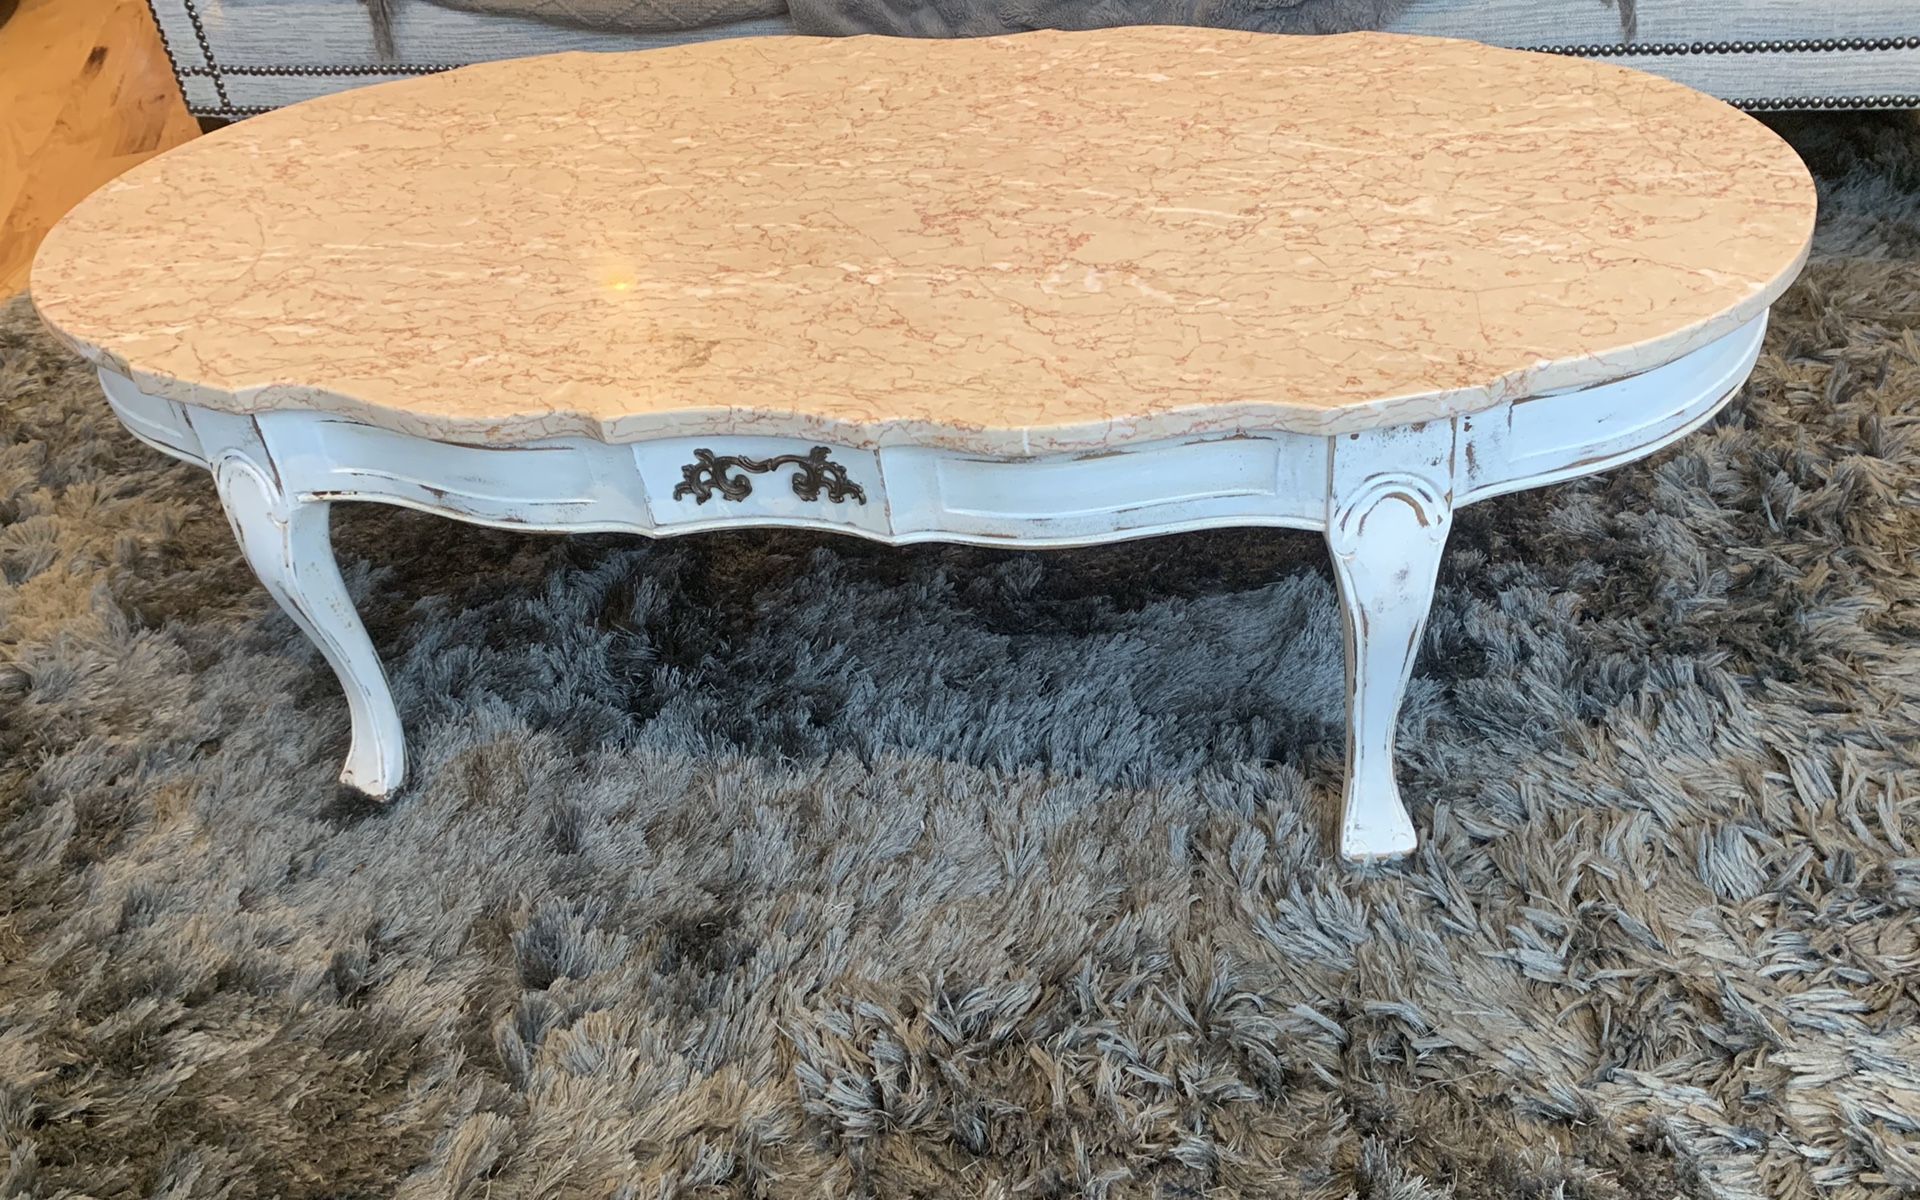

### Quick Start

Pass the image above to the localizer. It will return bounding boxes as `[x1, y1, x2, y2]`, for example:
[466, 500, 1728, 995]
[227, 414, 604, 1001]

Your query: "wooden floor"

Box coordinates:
[0, 0, 197, 296]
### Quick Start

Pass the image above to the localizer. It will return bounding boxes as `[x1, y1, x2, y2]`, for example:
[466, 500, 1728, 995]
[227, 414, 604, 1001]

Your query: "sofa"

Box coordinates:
[151, 0, 1920, 120]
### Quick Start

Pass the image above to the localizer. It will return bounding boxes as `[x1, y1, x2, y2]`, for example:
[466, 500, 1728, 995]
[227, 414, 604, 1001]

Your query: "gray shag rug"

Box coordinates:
[3, 113, 1919, 1200]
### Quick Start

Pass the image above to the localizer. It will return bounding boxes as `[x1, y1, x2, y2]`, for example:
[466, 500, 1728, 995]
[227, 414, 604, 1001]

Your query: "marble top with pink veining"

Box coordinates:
[31, 27, 1815, 453]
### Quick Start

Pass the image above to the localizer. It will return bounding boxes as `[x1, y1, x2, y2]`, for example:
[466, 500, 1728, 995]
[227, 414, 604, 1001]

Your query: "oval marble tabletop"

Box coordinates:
[31, 27, 1815, 454]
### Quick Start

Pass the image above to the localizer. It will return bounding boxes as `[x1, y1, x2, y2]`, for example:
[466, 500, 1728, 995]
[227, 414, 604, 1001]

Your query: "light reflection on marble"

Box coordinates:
[31, 27, 1815, 453]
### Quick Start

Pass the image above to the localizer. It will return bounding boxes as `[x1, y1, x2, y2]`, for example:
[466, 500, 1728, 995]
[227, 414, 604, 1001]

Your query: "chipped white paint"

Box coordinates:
[190, 408, 407, 795]
[98, 314, 1768, 860]
[1327, 423, 1457, 862]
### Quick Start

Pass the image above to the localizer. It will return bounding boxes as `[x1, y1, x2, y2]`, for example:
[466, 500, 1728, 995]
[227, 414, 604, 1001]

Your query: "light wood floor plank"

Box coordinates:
[0, 0, 197, 296]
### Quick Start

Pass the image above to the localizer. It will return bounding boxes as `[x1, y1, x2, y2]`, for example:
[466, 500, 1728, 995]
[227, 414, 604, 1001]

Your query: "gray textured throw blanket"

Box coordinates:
[393, 0, 1637, 42]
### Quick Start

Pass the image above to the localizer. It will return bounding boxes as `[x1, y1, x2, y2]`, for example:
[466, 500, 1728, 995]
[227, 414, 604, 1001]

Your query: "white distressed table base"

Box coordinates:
[100, 315, 1767, 861]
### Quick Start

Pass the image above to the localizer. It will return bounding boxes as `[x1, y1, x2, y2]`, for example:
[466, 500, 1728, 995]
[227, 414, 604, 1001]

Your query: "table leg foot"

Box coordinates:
[213, 453, 406, 797]
[1326, 471, 1452, 862]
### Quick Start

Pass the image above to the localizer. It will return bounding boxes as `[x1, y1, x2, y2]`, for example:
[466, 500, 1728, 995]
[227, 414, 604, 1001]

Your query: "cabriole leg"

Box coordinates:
[212, 452, 406, 796]
[1324, 426, 1457, 861]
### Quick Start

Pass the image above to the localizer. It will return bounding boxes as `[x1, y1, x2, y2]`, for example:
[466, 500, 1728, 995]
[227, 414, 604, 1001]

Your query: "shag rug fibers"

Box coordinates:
[2, 114, 1919, 1200]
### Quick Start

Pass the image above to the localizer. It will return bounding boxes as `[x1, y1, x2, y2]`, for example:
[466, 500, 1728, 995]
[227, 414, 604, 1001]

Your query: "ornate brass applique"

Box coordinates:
[672, 446, 868, 505]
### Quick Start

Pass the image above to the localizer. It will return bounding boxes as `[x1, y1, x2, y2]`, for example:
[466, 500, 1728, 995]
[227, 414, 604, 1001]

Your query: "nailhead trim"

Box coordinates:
[140, 0, 180, 71]
[1544, 35, 1920, 57]
[178, 63, 465, 78]
[175, 0, 231, 109]
[1736, 93, 1920, 111]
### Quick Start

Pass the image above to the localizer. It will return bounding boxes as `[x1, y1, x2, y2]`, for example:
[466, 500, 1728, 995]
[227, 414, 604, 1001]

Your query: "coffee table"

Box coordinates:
[30, 27, 1815, 860]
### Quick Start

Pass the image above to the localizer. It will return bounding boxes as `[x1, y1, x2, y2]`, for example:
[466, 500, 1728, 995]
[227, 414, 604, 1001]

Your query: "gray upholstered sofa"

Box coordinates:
[152, 0, 1920, 120]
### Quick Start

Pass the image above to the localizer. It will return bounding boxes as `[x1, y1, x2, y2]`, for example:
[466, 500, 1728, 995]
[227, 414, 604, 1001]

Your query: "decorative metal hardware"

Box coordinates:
[672, 446, 868, 505]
